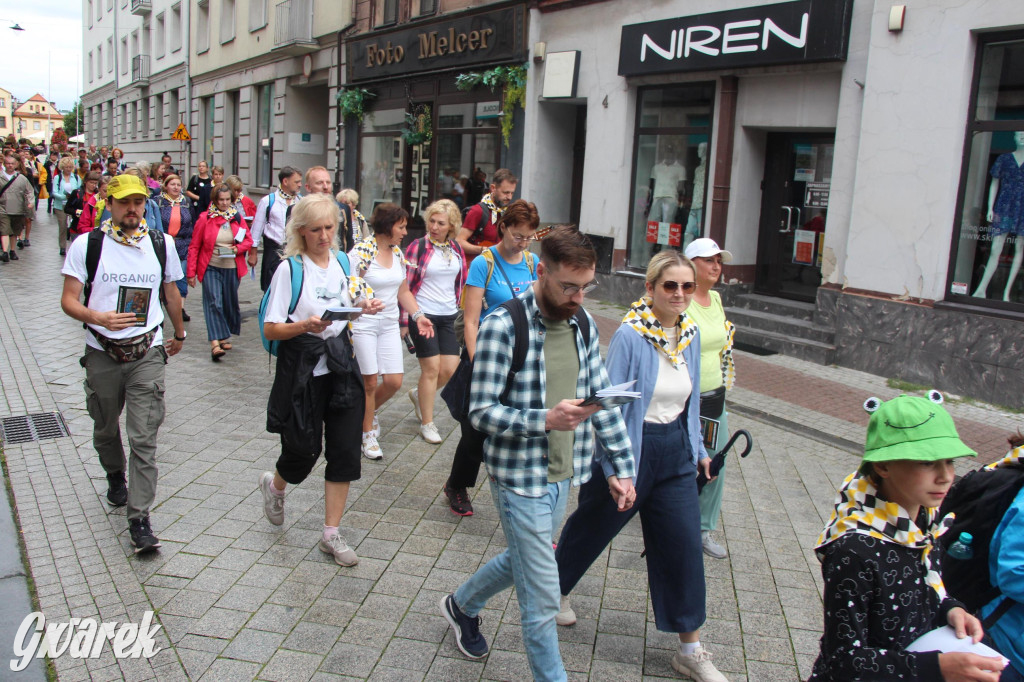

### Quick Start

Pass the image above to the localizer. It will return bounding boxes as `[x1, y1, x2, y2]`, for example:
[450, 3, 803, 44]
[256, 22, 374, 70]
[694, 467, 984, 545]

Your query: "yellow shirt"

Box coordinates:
[686, 290, 727, 393]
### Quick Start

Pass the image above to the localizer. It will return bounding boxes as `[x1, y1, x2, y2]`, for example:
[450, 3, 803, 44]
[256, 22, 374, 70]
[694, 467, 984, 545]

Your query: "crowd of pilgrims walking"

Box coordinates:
[37, 139, 1024, 682]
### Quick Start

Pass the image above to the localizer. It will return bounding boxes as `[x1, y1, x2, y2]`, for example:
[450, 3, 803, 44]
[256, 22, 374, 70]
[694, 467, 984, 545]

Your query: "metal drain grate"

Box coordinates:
[0, 412, 71, 445]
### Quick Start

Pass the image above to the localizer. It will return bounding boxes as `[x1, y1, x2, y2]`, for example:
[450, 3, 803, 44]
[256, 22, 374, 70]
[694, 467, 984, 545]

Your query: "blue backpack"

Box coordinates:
[258, 250, 351, 356]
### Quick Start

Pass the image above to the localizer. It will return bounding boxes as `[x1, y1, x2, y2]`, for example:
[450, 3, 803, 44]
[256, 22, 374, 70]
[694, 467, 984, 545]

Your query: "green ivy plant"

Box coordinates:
[401, 104, 433, 146]
[455, 64, 528, 147]
[337, 87, 375, 124]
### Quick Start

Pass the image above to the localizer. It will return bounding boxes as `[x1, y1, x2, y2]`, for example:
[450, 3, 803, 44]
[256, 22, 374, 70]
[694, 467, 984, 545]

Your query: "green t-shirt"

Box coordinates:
[543, 316, 579, 483]
[686, 290, 728, 393]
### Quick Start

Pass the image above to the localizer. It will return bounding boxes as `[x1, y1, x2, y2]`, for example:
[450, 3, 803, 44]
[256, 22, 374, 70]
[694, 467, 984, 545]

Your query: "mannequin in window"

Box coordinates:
[973, 130, 1024, 301]
[684, 142, 707, 249]
[648, 148, 687, 224]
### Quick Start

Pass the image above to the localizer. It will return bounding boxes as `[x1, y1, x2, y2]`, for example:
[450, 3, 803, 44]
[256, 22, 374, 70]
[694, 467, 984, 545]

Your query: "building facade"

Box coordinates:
[339, 0, 528, 225]
[0, 88, 13, 141]
[188, 0, 353, 196]
[12, 94, 63, 146]
[81, 0, 190, 169]
[522, 0, 1024, 408]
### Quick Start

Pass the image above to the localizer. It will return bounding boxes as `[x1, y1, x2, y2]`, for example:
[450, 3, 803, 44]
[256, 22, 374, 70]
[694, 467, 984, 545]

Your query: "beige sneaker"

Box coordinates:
[671, 646, 728, 682]
[420, 421, 442, 444]
[409, 388, 422, 422]
[362, 433, 383, 460]
[555, 595, 576, 626]
[319, 533, 359, 566]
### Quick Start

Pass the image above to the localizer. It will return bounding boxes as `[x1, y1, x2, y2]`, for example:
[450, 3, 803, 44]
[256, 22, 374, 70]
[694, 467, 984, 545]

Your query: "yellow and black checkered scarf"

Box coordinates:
[984, 445, 1024, 471]
[622, 295, 698, 370]
[101, 217, 149, 249]
[723, 319, 737, 390]
[207, 205, 238, 222]
[815, 472, 953, 601]
[351, 236, 416, 275]
[480, 193, 505, 225]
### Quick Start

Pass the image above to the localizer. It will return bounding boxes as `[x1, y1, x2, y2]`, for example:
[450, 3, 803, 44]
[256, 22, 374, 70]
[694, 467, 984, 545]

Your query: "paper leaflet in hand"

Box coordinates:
[581, 380, 641, 409]
[320, 306, 362, 322]
[906, 626, 1008, 667]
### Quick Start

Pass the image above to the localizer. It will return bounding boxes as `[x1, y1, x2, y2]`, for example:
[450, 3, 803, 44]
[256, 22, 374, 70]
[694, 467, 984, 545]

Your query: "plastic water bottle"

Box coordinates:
[947, 532, 974, 560]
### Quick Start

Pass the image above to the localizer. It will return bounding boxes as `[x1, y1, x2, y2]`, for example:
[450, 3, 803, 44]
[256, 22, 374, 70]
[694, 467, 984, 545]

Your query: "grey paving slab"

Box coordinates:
[3, 211, 994, 680]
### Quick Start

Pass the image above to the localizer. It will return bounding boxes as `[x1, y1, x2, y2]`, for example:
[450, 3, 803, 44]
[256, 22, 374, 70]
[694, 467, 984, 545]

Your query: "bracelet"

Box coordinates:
[174, 331, 187, 341]
[411, 311, 424, 323]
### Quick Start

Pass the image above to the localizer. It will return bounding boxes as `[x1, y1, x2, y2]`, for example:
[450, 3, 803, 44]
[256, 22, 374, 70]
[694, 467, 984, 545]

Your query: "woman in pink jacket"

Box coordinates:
[187, 184, 253, 361]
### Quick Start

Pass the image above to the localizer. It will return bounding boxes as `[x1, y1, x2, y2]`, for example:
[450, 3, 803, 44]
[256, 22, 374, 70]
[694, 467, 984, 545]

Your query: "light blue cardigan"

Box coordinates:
[596, 322, 709, 483]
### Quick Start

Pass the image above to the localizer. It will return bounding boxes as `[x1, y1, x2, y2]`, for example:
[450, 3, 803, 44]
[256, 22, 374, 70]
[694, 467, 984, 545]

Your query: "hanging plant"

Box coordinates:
[337, 87, 375, 125]
[401, 104, 432, 146]
[455, 64, 528, 147]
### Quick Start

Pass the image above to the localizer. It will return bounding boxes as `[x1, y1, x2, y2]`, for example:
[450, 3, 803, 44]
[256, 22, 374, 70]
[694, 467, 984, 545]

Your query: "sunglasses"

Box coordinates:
[660, 280, 697, 294]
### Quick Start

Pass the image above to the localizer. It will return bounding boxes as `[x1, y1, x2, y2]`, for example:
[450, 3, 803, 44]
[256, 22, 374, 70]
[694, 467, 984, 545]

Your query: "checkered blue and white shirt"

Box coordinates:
[468, 286, 636, 497]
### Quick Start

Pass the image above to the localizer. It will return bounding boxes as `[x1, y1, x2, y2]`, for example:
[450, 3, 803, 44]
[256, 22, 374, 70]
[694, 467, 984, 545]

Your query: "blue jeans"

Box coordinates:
[454, 478, 570, 682]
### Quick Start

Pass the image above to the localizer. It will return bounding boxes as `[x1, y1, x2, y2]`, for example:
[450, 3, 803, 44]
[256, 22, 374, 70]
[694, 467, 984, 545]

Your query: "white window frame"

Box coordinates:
[107, 37, 114, 73]
[121, 37, 129, 75]
[249, 0, 267, 31]
[155, 13, 166, 58]
[220, 0, 236, 44]
[170, 3, 182, 53]
[88, 51, 94, 82]
[196, 0, 210, 54]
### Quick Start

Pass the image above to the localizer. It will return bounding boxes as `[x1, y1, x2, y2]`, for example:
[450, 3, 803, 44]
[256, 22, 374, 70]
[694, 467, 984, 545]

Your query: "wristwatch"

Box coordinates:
[410, 311, 425, 323]
[174, 331, 187, 342]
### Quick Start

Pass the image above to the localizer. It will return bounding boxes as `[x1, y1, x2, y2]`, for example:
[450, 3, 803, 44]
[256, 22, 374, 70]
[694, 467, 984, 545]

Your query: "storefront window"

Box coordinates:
[357, 108, 404, 218]
[627, 84, 714, 270]
[950, 35, 1024, 306]
[434, 102, 501, 213]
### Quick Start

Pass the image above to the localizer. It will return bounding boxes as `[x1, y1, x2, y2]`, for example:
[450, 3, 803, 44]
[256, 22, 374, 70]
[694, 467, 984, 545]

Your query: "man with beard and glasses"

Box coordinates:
[60, 174, 186, 555]
[440, 225, 637, 682]
[456, 167, 517, 261]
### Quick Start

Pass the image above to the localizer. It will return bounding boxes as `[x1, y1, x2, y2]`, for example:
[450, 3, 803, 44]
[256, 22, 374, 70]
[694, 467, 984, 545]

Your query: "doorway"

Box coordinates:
[755, 132, 835, 301]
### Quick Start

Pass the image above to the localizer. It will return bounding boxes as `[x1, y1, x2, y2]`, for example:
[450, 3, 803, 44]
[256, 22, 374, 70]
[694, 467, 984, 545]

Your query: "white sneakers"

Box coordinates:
[319, 533, 359, 567]
[259, 472, 284, 525]
[672, 646, 728, 682]
[409, 388, 422, 421]
[420, 422, 442, 444]
[555, 595, 577, 626]
[702, 530, 728, 559]
[362, 432, 383, 460]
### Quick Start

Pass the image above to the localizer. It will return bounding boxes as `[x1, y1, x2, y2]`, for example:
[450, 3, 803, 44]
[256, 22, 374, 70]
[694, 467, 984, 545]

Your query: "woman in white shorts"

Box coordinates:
[349, 203, 434, 460]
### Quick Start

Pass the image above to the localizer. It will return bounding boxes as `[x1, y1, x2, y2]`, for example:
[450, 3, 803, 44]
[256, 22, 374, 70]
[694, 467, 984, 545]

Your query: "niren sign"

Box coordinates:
[348, 6, 526, 83]
[618, 0, 853, 77]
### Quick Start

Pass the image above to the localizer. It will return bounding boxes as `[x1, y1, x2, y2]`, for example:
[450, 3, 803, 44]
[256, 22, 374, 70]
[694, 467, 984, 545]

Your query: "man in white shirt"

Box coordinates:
[60, 174, 186, 555]
[249, 166, 302, 291]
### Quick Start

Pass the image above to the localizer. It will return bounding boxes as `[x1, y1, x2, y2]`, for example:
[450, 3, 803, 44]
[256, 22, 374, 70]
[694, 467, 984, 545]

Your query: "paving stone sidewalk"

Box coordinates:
[0, 212, 1016, 681]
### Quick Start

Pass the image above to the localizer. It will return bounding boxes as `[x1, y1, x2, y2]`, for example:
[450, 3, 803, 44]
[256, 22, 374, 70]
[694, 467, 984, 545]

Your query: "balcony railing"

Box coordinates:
[273, 0, 317, 55]
[131, 0, 152, 15]
[131, 55, 150, 87]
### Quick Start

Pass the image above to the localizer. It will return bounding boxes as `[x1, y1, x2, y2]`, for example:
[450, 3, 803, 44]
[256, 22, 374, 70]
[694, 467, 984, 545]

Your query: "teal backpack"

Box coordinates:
[258, 250, 351, 356]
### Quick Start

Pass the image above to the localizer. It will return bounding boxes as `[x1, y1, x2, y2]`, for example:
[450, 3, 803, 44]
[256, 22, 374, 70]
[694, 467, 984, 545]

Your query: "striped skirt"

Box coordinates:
[201, 265, 241, 342]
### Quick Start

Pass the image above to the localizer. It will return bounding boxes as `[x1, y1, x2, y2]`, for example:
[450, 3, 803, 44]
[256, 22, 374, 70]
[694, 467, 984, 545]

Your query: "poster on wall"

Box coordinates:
[794, 145, 816, 182]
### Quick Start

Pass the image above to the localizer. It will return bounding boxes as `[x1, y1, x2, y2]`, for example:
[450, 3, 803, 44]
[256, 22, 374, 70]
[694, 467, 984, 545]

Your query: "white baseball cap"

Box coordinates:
[685, 237, 733, 263]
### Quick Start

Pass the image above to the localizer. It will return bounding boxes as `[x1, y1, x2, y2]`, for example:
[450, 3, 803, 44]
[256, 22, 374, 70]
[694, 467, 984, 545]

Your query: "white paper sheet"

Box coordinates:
[906, 626, 1008, 666]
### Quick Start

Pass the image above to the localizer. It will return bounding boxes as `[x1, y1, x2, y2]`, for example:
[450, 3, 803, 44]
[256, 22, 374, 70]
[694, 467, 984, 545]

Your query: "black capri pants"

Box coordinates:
[409, 312, 460, 358]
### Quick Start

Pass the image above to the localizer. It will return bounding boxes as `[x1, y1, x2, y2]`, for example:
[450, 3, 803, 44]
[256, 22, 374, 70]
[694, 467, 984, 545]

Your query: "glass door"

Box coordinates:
[755, 133, 835, 301]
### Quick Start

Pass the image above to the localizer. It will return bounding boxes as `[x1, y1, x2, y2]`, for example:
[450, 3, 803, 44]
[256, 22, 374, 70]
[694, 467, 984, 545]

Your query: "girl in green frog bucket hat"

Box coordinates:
[808, 392, 1007, 681]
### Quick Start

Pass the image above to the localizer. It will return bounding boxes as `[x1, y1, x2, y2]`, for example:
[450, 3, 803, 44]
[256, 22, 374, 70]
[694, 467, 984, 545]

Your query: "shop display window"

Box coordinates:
[949, 34, 1024, 306]
[357, 108, 404, 218]
[627, 83, 715, 270]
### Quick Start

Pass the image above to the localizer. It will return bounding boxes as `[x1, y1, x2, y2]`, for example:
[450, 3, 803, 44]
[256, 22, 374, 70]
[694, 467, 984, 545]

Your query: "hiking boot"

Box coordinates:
[106, 472, 128, 507]
[443, 484, 473, 516]
[362, 433, 383, 460]
[702, 530, 728, 559]
[420, 422, 442, 444]
[319, 533, 359, 567]
[259, 471, 284, 525]
[671, 646, 728, 682]
[9, 250, 18, 261]
[128, 517, 162, 555]
[409, 388, 422, 421]
[441, 593, 488, 659]
[555, 595, 577, 626]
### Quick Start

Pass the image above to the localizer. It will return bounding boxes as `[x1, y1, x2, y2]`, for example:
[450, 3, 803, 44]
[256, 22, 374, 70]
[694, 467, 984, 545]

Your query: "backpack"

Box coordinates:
[441, 296, 591, 421]
[454, 247, 537, 346]
[65, 189, 84, 233]
[258, 250, 351, 356]
[83, 229, 168, 320]
[939, 462, 1024, 626]
[264, 191, 302, 222]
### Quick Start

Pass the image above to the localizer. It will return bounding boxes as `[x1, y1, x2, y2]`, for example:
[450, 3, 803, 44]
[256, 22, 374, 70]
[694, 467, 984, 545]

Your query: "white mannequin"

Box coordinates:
[649, 150, 687, 224]
[973, 131, 1024, 301]
[684, 142, 708, 249]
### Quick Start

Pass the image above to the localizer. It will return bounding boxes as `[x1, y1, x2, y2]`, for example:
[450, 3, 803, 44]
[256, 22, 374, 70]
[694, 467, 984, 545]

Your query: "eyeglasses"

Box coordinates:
[560, 280, 599, 296]
[661, 280, 697, 294]
[508, 233, 537, 243]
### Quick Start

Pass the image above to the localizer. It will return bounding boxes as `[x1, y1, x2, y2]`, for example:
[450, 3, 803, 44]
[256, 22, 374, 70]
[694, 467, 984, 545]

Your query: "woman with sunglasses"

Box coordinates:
[683, 238, 737, 560]
[441, 199, 540, 516]
[554, 251, 726, 682]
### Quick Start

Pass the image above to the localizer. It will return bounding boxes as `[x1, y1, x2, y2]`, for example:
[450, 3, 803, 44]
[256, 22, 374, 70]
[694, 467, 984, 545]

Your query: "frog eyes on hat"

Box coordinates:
[927, 390, 943, 405]
[864, 397, 881, 413]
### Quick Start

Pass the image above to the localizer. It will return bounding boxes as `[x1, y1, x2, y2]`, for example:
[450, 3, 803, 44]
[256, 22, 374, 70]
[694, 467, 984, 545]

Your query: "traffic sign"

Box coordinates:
[171, 123, 191, 141]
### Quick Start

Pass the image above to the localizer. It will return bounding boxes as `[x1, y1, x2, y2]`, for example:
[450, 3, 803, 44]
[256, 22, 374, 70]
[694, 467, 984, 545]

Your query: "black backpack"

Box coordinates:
[65, 189, 84, 234]
[440, 297, 591, 421]
[939, 462, 1024, 626]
